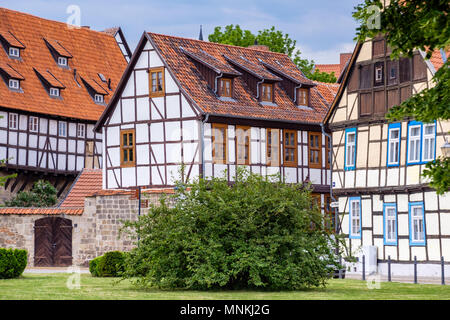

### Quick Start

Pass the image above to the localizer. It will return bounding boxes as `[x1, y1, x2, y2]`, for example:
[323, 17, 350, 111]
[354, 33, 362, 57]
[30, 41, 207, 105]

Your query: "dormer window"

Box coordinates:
[49, 87, 60, 97]
[297, 88, 309, 106]
[58, 57, 68, 67]
[8, 79, 19, 90]
[220, 78, 232, 97]
[94, 94, 104, 103]
[8, 47, 20, 58]
[261, 83, 273, 102]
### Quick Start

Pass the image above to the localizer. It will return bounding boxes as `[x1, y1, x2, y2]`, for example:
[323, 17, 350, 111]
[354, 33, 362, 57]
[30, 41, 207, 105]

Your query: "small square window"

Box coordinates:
[8, 79, 19, 90]
[375, 66, 383, 82]
[49, 87, 60, 97]
[9, 47, 20, 58]
[94, 94, 104, 103]
[58, 57, 68, 66]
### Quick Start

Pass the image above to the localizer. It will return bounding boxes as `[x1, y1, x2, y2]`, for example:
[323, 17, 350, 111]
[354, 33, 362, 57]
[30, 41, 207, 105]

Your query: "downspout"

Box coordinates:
[256, 78, 264, 99]
[214, 72, 223, 95]
[321, 122, 340, 264]
[200, 113, 210, 179]
[293, 83, 302, 105]
[320, 123, 334, 202]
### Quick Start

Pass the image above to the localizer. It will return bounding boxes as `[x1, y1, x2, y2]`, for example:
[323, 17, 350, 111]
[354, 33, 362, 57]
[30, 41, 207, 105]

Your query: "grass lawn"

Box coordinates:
[0, 274, 449, 300]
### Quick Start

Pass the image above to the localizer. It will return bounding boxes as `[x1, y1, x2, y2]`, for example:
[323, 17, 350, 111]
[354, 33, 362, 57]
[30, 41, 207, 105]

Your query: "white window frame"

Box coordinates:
[349, 198, 361, 239]
[384, 204, 397, 245]
[49, 87, 60, 97]
[421, 123, 435, 162]
[58, 121, 67, 137]
[8, 47, 20, 58]
[28, 116, 38, 133]
[77, 123, 85, 138]
[8, 113, 18, 129]
[388, 126, 400, 166]
[58, 56, 68, 66]
[407, 124, 421, 164]
[409, 203, 425, 245]
[8, 79, 19, 90]
[375, 66, 383, 82]
[94, 94, 104, 103]
[345, 129, 356, 170]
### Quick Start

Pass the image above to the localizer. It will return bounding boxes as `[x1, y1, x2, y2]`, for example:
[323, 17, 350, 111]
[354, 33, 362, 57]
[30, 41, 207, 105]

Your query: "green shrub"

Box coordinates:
[121, 168, 341, 290]
[4, 180, 57, 207]
[89, 256, 102, 277]
[0, 248, 28, 279]
[96, 251, 125, 277]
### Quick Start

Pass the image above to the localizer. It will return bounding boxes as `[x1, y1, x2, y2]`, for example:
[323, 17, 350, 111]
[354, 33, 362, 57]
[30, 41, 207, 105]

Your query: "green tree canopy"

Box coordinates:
[3, 180, 57, 207]
[208, 25, 337, 83]
[121, 168, 341, 290]
[353, 0, 450, 194]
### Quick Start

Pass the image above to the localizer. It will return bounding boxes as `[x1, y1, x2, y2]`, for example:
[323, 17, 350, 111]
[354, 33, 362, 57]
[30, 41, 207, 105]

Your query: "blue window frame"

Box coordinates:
[387, 123, 401, 167]
[406, 121, 436, 165]
[383, 203, 397, 245]
[408, 202, 426, 246]
[344, 128, 357, 171]
[349, 197, 361, 239]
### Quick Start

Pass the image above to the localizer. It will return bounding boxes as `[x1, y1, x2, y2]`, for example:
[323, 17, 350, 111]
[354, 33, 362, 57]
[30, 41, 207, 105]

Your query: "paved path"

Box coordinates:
[24, 267, 90, 274]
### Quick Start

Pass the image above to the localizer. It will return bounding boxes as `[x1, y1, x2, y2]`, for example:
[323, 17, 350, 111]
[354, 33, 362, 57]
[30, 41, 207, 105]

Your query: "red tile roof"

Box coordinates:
[429, 49, 449, 72]
[315, 64, 341, 76]
[59, 169, 103, 208]
[0, 207, 83, 215]
[146, 33, 335, 124]
[0, 7, 127, 121]
[0, 62, 24, 79]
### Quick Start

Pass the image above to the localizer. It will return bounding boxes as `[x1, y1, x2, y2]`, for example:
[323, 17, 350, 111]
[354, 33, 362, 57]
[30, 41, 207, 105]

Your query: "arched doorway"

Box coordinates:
[34, 217, 72, 267]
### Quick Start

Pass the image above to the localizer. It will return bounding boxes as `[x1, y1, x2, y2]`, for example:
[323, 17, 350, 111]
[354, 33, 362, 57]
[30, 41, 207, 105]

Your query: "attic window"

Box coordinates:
[58, 57, 68, 66]
[220, 78, 232, 97]
[95, 94, 104, 103]
[297, 88, 309, 106]
[261, 83, 273, 102]
[8, 79, 19, 90]
[149, 67, 165, 97]
[49, 87, 60, 97]
[8, 47, 20, 58]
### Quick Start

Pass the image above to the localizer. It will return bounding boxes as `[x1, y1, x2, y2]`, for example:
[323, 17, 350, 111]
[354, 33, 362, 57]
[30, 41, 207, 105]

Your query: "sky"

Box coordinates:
[1, 0, 363, 64]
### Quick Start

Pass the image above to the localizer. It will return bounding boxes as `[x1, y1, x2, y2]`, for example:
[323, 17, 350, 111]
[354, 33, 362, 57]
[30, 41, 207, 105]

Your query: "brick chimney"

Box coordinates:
[248, 39, 270, 52]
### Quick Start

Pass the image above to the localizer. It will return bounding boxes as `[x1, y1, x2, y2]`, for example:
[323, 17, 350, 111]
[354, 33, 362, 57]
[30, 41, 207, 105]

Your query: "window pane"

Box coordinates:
[128, 133, 133, 146]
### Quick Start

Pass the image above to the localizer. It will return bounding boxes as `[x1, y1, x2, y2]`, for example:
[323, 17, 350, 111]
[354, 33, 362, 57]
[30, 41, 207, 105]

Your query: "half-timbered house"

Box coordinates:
[95, 32, 339, 215]
[325, 35, 450, 276]
[0, 7, 130, 201]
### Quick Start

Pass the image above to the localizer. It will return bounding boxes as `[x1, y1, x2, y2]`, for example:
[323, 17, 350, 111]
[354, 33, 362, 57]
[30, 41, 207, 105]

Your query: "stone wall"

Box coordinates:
[0, 190, 170, 267]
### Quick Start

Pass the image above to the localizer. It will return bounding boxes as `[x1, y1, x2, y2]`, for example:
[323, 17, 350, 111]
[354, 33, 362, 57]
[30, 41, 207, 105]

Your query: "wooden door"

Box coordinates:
[34, 217, 72, 267]
[53, 218, 73, 266]
[34, 218, 54, 267]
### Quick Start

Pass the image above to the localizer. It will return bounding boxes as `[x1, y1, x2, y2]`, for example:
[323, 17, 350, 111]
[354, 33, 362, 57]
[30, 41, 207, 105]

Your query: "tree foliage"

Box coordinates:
[353, 0, 450, 194]
[121, 168, 341, 290]
[3, 180, 57, 207]
[208, 25, 337, 83]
